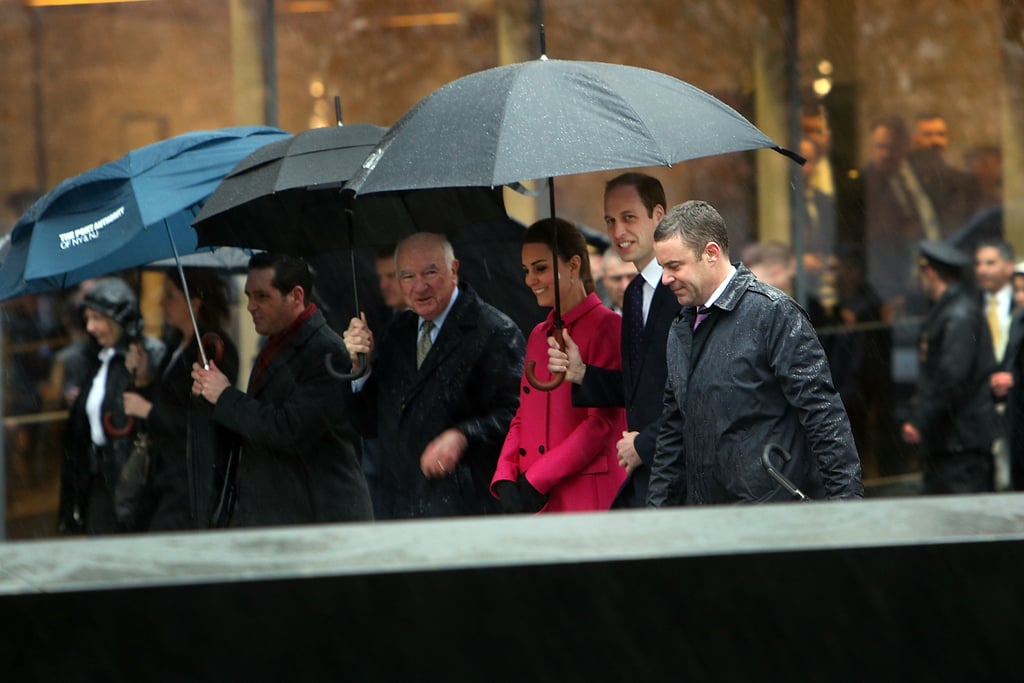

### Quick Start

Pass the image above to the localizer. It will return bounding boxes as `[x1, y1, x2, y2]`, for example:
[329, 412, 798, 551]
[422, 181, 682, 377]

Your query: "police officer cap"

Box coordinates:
[82, 277, 139, 327]
[919, 240, 970, 269]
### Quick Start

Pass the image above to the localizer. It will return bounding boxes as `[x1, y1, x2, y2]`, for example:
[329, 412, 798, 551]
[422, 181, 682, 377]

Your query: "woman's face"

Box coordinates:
[521, 242, 573, 309]
[84, 308, 121, 349]
[160, 276, 193, 335]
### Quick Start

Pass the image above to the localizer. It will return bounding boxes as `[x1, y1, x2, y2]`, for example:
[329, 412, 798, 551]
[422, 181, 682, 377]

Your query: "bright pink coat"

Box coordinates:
[492, 293, 627, 513]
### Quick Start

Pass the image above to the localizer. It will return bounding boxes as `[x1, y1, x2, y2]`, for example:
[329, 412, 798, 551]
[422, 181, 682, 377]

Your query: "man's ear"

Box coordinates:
[291, 285, 305, 305]
[705, 241, 723, 263]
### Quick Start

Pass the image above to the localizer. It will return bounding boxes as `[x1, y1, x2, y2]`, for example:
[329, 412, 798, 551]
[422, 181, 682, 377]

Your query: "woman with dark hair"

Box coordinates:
[491, 218, 627, 513]
[58, 277, 166, 534]
[123, 268, 239, 530]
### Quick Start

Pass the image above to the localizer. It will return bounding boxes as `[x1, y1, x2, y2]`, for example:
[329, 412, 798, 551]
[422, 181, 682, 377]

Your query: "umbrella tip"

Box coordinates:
[335, 95, 343, 126]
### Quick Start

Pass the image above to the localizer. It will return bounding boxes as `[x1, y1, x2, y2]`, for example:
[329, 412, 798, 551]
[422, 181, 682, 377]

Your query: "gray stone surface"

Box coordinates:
[3, 493, 1023, 595]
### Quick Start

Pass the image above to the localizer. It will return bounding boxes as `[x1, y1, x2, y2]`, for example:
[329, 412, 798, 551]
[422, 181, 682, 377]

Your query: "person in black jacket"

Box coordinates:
[645, 200, 863, 505]
[58, 277, 165, 534]
[191, 253, 372, 527]
[900, 240, 996, 493]
[123, 268, 239, 530]
[342, 232, 525, 519]
[547, 173, 678, 508]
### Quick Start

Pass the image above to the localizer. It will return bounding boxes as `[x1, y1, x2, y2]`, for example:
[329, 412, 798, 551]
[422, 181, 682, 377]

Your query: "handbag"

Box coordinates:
[114, 428, 152, 528]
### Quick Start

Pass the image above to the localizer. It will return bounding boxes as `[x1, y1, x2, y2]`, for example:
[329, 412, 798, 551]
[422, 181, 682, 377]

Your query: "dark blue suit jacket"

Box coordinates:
[572, 278, 679, 507]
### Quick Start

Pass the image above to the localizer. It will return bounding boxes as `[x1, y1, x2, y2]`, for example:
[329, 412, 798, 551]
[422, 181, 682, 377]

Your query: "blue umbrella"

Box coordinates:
[10, 125, 288, 283]
[1, 125, 288, 360]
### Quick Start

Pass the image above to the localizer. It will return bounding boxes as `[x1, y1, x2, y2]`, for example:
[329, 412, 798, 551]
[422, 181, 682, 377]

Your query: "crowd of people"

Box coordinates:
[8, 107, 1015, 534]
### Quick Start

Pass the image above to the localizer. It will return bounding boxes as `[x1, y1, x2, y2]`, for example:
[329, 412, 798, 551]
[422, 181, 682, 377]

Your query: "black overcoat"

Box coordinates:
[211, 309, 372, 527]
[354, 285, 525, 519]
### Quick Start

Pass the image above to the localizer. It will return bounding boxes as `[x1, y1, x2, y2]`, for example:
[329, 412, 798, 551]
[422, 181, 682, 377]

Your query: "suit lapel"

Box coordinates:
[404, 288, 473, 404]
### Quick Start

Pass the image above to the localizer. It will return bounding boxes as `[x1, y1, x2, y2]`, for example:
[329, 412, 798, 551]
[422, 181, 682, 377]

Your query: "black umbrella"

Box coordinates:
[347, 55, 802, 389]
[191, 113, 509, 378]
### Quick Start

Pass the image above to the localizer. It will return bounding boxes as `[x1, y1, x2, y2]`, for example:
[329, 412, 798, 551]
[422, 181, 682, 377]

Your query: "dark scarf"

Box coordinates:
[251, 303, 317, 390]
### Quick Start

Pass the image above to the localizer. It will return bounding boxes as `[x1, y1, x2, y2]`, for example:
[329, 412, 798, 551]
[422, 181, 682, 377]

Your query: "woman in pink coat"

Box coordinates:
[491, 218, 627, 513]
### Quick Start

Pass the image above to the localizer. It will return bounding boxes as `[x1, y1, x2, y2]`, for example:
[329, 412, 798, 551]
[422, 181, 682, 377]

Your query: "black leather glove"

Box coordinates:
[518, 473, 549, 513]
[494, 479, 523, 514]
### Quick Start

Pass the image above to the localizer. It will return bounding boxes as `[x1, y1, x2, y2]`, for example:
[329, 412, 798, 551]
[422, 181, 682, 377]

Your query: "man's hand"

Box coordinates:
[547, 329, 586, 384]
[616, 431, 642, 474]
[991, 371, 1014, 399]
[123, 391, 153, 419]
[342, 313, 374, 369]
[900, 422, 921, 444]
[191, 359, 230, 405]
[420, 428, 468, 478]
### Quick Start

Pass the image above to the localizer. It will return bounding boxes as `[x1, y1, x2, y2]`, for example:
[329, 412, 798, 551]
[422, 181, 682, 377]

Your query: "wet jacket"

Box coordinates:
[211, 308, 373, 527]
[492, 293, 627, 512]
[647, 265, 863, 506]
[909, 283, 995, 455]
[354, 284, 525, 519]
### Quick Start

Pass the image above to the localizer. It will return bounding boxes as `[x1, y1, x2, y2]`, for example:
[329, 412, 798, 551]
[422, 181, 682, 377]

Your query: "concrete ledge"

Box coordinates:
[3, 495, 1023, 681]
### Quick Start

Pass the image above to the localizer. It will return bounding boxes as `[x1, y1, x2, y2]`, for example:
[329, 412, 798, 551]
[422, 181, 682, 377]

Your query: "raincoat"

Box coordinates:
[648, 265, 863, 505]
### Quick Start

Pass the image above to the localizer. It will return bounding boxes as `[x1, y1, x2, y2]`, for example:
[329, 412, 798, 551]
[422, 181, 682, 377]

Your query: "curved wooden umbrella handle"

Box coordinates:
[525, 326, 565, 391]
[103, 412, 135, 438]
[200, 332, 226, 366]
[325, 351, 368, 381]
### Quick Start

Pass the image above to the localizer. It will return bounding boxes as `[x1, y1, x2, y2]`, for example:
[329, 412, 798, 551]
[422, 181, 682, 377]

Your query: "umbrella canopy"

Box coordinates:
[347, 58, 800, 195]
[191, 123, 508, 255]
[9, 125, 288, 285]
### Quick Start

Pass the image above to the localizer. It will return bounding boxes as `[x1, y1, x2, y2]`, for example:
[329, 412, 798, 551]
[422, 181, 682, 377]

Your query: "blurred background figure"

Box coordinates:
[901, 241, 994, 495]
[123, 268, 240, 530]
[375, 245, 406, 316]
[599, 246, 637, 314]
[964, 145, 1003, 215]
[1008, 262, 1024, 491]
[58, 277, 165, 534]
[972, 240, 1017, 491]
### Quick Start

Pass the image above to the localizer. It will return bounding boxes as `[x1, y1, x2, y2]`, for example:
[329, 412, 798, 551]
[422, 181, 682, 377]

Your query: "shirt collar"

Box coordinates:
[703, 265, 738, 309]
[637, 258, 663, 291]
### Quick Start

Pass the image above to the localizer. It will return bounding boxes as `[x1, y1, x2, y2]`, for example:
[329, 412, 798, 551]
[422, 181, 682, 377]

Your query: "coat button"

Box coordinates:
[518, 448, 526, 456]
[523, 385, 531, 394]
[538, 445, 545, 454]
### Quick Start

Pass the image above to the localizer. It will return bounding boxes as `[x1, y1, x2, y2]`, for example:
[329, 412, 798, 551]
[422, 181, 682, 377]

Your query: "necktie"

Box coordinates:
[987, 296, 1004, 361]
[416, 319, 434, 368]
[693, 305, 710, 330]
[625, 277, 645, 370]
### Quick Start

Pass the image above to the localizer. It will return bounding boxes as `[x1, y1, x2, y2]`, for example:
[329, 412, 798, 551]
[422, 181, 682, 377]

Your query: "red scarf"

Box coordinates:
[251, 303, 317, 390]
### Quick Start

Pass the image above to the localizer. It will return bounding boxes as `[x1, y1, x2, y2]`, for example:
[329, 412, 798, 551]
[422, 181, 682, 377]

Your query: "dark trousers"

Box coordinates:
[922, 450, 995, 495]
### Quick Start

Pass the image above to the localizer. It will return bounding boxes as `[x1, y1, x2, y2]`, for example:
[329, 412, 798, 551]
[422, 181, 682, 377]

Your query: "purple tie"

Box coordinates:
[625, 277, 645, 370]
[693, 305, 709, 330]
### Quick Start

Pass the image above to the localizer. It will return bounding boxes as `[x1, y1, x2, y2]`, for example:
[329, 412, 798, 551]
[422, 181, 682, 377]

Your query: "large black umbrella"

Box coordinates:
[192, 122, 507, 255]
[347, 57, 801, 388]
[191, 120, 514, 379]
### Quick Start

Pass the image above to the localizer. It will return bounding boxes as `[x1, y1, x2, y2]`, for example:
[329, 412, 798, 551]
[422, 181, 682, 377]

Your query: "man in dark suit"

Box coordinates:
[343, 232, 525, 519]
[547, 173, 679, 507]
[973, 239, 1017, 490]
[191, 253, 373, 527]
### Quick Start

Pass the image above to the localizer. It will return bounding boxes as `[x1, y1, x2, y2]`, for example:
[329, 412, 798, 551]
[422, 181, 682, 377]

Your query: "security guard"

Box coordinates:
[900, 240, 996, 493]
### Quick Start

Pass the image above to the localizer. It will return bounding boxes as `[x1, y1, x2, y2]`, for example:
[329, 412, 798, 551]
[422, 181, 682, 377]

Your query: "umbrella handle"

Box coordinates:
[200, 332, 225, 366]
[525, 327, 565, 392]
[760, 444, 809, 501]
[103, 412, 135, 439]
[325, 351, 368, 381]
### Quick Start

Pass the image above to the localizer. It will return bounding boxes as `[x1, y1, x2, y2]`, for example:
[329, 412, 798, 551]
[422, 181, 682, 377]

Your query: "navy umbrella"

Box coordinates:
[2, 125, 288, 360]
[347, 56, 802, 388]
